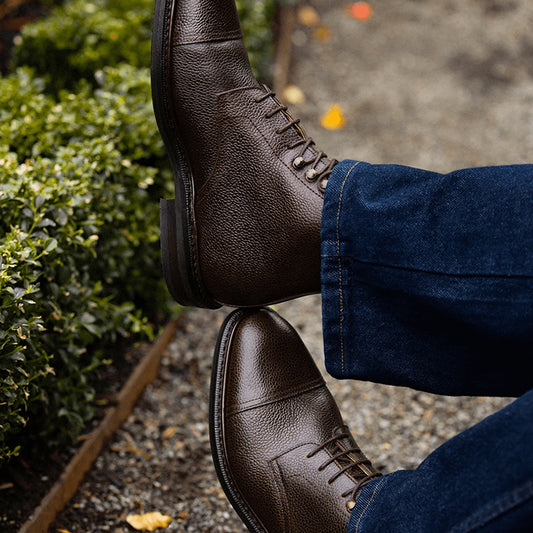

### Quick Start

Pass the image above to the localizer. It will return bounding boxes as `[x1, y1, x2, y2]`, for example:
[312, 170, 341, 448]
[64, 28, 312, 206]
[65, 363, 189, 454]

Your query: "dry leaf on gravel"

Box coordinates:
[320, 104, 346, 130]
[162, 426, 178, 439]
[349, 2, 373, 21]
[297, 5, 320, 27]
[313, 25, 332, 43]
[126, 512, 172, 531]
[283, 85, 306, 105]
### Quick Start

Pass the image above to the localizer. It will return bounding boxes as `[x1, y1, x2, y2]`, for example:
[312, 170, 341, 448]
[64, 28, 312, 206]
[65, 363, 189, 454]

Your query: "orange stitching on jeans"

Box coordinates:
[354, 477, 386, 532]
[336, 161, 361, 375]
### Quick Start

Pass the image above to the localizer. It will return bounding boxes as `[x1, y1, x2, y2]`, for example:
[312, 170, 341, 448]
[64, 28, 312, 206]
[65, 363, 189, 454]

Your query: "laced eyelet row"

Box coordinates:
[304, 167, 329, 191]
[292, 156, 306, 169]
[254, 87, 338, 193]
[306, 427, 382, 512]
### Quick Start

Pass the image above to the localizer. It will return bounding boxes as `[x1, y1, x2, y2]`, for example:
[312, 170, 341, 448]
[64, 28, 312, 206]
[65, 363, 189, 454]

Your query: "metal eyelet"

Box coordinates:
[305, 168, 318, 182]
[293, 156, 306, 169]
[318, 177, 328, 191]
[346, 500, 356, 512]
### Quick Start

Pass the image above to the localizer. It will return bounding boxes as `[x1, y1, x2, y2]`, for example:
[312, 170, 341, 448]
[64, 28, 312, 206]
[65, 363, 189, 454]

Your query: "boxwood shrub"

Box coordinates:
[0, 66, 173, 460]
[12, 0, 275, 91]
[1, 0, 276, 462]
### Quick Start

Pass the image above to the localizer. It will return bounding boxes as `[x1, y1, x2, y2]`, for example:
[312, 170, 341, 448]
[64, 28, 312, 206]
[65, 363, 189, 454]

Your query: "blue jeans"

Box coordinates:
[321, 160, 533, 532]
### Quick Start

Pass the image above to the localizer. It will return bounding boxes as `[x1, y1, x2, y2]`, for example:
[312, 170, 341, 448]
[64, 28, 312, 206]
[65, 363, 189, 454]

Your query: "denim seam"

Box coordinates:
[336, 161, 361, 375]
[354, 477, 387, 533]
[450, 479, 533, 533]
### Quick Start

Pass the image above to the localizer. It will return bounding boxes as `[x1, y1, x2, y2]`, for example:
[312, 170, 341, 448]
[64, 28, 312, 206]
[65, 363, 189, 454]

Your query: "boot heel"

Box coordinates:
[160, 199, 222, 309]
[160, 198, 185, 304]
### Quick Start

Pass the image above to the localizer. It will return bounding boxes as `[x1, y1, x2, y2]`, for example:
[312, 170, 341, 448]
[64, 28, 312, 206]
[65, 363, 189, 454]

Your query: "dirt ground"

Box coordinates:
[44, 0, 533, 531]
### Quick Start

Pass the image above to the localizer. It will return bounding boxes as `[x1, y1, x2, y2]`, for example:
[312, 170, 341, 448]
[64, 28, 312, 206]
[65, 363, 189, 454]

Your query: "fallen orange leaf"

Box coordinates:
[297, 5, 320, 27]
[320, 104, 346, 130]
[313, 25, 332, 43]
[349, 2, 373, 21]
[126, 512, 172, 531]
[162, 426, 178, 439]
[283, 85, 306, 105]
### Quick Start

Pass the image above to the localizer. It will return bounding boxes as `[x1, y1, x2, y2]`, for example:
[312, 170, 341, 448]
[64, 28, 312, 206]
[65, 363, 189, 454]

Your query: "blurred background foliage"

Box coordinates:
[0, 0, 276, 462]
[11, 0, 275, 91]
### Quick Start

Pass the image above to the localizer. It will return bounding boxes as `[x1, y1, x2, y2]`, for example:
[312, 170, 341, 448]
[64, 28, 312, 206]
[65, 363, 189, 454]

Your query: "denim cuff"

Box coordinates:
[320, 159, 533, 396]
[347, 476, 390, 533]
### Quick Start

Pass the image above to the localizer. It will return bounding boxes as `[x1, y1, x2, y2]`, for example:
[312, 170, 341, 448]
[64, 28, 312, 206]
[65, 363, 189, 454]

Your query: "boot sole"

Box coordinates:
[151, 0, 221, 309]
[210, 309, 269, 533]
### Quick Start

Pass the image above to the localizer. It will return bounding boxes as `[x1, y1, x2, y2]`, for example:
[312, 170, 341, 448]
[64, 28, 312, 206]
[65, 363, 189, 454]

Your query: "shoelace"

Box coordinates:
[254, 88, 338, 192]
[307, 427, 382, 511]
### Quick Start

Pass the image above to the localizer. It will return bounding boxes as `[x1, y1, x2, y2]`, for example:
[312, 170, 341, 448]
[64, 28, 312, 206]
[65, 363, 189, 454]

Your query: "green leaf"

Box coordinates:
[43, 238, 58, 253]
[35, 195, 45, 209]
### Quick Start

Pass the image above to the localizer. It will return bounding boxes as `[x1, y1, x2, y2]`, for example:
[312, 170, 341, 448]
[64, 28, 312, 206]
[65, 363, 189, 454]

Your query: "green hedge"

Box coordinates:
[12, 0, 275, 92]
[237, 0, 276, 80]
[0, 66, 170, 460]
[1, 0, 276, 462]
[12, 0, 153, 92]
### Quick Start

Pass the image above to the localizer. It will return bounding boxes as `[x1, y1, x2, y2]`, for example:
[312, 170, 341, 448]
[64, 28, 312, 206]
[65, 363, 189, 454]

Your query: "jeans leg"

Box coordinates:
[347, 388, 533, 533]
[321, 160, 533, 396]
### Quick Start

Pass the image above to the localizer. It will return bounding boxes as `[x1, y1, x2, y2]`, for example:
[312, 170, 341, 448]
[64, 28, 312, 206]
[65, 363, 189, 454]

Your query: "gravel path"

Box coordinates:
[54, 0, 531, 530]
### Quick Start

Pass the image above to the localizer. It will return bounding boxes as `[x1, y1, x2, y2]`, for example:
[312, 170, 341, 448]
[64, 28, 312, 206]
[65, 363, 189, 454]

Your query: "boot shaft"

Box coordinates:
[171, 0, 243, 44]
[161, 0, 258, 185]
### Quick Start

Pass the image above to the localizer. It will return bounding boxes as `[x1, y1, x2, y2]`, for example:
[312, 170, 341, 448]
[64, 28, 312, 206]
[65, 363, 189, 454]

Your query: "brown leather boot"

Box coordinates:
[151, 0, 337, 309]
[210, 308, 381, 533]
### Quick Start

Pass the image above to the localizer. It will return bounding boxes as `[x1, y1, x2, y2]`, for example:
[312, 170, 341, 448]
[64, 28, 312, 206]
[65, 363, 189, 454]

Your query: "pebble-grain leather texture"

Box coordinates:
[153, 0, 335, 307]
[211, 308, 380, 533]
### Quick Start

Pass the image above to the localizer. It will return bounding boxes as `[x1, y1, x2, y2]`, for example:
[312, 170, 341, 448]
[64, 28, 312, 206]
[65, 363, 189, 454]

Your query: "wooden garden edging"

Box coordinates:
[18, 317, 182, 533]
[17, 5, 297, 530]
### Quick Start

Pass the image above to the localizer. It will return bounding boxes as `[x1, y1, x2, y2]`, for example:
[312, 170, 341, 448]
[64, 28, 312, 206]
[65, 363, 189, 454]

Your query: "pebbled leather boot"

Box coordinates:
[210, 308, 381, 533]
[151, 0, 337, 308]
